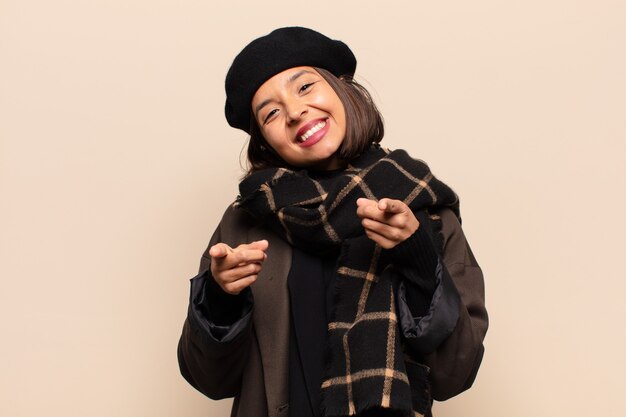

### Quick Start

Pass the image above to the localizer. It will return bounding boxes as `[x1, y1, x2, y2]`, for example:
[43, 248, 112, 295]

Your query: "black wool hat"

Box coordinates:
[224, 27, 357, 133]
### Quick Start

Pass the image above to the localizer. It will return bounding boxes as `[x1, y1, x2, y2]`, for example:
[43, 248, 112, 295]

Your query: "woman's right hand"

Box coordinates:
[208, 240, 269, 295]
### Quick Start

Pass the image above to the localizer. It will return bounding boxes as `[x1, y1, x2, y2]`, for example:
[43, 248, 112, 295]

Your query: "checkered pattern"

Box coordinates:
[237, 147, 458, 416]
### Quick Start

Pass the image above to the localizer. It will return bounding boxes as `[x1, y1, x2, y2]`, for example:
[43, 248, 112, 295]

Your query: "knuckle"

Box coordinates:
[223, 283, 237, 295]
[211, 265, 222, 278]
[239, 250, 250, 262]
[233, 251, 245, 263]
[215, 273, 229, 285]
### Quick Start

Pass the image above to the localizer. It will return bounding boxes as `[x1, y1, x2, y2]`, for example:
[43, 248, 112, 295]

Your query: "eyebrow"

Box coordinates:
[253, 69, 315, 120]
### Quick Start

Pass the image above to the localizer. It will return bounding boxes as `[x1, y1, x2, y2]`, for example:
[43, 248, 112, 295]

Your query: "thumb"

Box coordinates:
[378, 198, 404, 214]
[209, 243, 232, 259]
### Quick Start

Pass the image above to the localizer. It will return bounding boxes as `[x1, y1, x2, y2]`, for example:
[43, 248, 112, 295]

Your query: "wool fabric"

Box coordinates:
[236, 146, 459, 416]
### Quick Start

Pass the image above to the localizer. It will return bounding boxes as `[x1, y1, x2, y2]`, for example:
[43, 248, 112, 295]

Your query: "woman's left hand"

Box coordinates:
[356, 198, 420, 249]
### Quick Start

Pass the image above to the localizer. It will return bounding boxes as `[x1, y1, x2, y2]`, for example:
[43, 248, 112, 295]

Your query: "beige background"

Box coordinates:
[1, 1, 625, 416]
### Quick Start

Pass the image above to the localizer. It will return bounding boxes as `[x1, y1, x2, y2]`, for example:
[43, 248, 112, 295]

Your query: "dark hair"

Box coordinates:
[244, 67, 384, 174]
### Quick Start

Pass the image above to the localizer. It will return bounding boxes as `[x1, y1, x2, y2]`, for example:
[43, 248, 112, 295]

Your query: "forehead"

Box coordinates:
[252, 66, 318, 103]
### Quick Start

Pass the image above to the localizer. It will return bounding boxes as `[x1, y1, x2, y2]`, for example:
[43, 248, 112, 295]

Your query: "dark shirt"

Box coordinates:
[287, 247, 333, 417]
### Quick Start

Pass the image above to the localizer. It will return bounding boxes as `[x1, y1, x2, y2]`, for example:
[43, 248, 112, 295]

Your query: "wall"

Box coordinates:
[1, 1, 625, 416]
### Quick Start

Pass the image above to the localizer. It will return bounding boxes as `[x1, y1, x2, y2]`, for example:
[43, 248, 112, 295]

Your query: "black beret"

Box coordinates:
[224, 27, 357, 133]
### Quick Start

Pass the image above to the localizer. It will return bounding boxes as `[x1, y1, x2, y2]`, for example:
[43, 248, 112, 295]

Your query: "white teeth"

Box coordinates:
[298, 120, 326, 142]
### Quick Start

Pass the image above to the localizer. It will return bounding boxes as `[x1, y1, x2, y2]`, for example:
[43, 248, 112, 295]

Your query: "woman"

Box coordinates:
[178, 27, 488, 417]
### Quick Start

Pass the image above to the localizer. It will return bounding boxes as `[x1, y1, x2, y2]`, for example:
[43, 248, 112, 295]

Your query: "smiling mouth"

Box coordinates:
[298, 120, 327, 143]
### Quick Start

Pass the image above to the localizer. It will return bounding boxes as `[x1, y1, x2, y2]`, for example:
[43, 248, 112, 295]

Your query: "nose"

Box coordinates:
[284, 98, 307, 125]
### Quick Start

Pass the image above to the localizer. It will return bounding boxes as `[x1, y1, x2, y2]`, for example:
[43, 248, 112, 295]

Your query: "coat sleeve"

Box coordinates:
[177, 205, 255, 400]
[391, 210, 462, 355]
[423, 208, 489, 401]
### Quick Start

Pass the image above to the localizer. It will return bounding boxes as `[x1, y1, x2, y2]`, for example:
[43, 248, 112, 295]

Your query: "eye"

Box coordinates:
[263, 109, 278, 124]
[299, 82, 315, 93]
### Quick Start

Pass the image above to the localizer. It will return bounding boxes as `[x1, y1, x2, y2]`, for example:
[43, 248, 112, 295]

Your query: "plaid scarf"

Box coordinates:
[237, 146, 459, 417]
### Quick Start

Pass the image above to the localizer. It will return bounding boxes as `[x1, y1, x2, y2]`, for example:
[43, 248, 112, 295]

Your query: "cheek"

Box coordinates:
[313, 91, 338, 110]
[325, 94, 346, 128]
[261, 126, 288, 150]
[334, 103, 347, 138]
